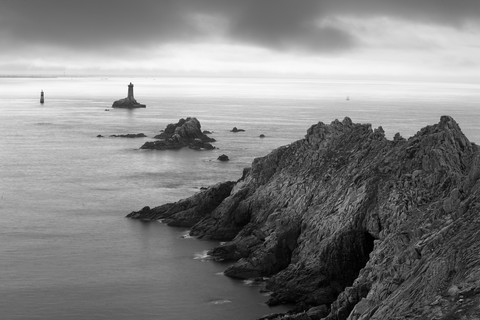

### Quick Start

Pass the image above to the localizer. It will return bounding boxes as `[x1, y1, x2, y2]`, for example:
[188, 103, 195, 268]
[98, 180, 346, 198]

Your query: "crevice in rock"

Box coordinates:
[266, 229, 376, 318]
[321, 231, 376, 320]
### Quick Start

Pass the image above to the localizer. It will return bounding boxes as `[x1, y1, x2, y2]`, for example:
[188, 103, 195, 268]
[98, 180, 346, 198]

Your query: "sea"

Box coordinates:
[1, 76, 479, 320]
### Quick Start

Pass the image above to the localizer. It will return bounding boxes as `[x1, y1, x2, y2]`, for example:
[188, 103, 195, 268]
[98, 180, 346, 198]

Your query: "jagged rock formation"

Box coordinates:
[140, 117, 216, 150]
[128, 116, 480, 320]
[109, 133, 146, 138]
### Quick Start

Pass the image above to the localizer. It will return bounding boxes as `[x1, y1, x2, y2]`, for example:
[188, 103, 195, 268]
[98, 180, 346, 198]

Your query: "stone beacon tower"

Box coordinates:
[40, 90, 44, 104]
[112, 82, 146, 108]
[128, 82, 134, 101]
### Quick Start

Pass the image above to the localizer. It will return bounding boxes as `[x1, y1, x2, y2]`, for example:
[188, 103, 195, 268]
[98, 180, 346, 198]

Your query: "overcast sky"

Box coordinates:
[1, 0, 480, 79]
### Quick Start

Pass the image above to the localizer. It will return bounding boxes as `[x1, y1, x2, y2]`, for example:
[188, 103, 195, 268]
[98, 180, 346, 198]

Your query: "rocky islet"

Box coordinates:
[128, 116, 480, 320]
[140, 117, 215, 151]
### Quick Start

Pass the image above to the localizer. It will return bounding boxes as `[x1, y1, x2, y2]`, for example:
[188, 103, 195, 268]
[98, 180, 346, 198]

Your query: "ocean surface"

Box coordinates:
[1, 76, 479, 320]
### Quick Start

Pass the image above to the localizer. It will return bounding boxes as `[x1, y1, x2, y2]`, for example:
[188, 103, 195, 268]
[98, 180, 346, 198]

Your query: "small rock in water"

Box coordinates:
[259, 134, 266, 138]
[218, 154, 229, 161]
[97, 135, 104, 138]
[110, 133, 147, 138]
[231, 127, 245, 132]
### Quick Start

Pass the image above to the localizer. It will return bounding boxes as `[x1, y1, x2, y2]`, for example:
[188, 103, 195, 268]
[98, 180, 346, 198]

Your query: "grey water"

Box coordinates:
[1, 77, 479, 319]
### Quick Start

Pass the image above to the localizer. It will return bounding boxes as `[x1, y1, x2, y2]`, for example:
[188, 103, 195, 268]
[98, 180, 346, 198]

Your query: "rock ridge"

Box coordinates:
[128, 116, 480, 320]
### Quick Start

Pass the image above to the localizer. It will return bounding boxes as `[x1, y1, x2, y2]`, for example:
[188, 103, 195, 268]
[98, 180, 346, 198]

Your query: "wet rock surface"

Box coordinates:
[128, 116, 480, 320]
[140, 117, 215, 150]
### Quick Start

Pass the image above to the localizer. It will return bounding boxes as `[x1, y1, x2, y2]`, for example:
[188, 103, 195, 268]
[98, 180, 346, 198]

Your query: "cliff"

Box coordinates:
[140, 117, 215, 150]
[128, 116, 480, 320]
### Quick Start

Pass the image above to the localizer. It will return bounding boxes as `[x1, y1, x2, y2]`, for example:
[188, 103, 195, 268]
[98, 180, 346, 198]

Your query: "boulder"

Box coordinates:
[231, 127, 245, 132]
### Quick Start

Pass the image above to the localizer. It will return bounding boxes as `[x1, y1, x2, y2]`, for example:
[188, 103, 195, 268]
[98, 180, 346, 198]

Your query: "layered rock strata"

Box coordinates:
[128, 116, 480, 320]
[140, 117, 215, 150]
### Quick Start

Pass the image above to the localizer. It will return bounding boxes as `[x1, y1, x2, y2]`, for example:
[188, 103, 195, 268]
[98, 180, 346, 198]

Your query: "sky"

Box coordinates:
[1, 0, 480, 80]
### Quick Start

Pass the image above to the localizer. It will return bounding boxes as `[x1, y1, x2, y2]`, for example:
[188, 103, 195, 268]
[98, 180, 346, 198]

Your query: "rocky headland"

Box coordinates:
[128, 116, 480, 320]
[140, 117, 216, 151]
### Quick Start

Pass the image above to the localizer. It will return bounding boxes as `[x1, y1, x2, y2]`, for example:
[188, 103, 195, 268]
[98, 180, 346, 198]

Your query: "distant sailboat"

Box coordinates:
[40, 90, 44, 104]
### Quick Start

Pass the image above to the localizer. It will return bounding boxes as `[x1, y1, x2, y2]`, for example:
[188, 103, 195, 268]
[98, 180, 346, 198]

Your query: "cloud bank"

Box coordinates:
[1, 0, 480, 77]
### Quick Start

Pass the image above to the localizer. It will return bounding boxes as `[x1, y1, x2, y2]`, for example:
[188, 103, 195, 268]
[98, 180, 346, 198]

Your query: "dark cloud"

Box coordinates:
[1, 0, 480, 54]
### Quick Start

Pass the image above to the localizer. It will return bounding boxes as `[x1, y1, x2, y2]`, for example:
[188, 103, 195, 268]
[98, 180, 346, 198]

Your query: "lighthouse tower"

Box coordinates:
[40, 90, 44, 104]
[112, 82, 146, 108]
[128, 83, 134, 101]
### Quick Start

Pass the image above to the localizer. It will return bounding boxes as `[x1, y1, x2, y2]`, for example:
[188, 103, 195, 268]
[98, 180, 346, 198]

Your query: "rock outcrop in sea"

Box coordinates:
[128, 116, 480, 320]
[110, 133, 147, 138]
[218, 154, 229, 161]
[231, 127, 245, 132]
[140, 117, 216, 150]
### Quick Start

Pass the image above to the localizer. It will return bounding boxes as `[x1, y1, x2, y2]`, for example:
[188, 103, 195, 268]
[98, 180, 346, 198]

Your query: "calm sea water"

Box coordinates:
[1, 77, 479, 319]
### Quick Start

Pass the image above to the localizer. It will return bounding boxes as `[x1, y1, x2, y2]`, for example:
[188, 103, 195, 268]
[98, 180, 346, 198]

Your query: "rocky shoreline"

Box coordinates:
[128, 116, 480, 320]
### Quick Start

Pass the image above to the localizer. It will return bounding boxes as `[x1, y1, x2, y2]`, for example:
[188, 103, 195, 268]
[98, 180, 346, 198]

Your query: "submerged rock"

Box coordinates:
[140, 117, 215, 151]
[129, 116, 480, 320]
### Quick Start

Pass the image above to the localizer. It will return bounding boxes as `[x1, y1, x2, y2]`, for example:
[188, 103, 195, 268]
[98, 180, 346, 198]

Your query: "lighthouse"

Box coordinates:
[40, 90, 44, 104]
[112, 82, 146, 108]
[128, 83, 134, 101]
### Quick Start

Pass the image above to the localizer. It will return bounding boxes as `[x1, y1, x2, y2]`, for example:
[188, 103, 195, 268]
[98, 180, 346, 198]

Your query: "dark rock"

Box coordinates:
[394, 132, 405, 142]
[97, 135, 104, 138]
[260, 134, 266, 138]
[203, 130, 212, 134]
[130, 115, 480, 320]
[218, 154, 229, 161]
[112, 98, 146, 108]
[231, 127, 245, 132]
[109, 133, 147, 138]
[140, 117, 216, 151]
